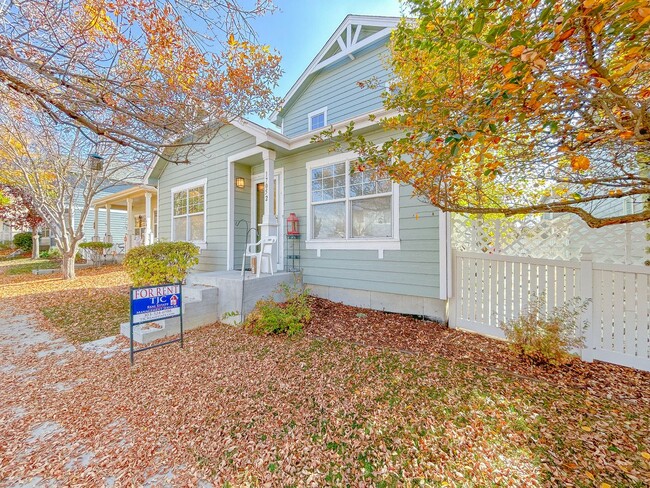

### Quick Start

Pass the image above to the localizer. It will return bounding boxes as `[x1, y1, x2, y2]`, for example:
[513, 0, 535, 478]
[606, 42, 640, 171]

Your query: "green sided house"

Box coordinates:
[143, 15, 451, 322]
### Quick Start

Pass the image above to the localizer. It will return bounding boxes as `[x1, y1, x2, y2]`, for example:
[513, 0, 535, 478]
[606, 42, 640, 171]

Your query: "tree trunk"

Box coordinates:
[62, 252, 76, 279]
[31, 227, 40, 260]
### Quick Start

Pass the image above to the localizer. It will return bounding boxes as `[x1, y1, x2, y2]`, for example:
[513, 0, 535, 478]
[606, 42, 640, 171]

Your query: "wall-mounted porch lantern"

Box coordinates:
[235, 177, 245, 189]
[287, 212, 300, 235]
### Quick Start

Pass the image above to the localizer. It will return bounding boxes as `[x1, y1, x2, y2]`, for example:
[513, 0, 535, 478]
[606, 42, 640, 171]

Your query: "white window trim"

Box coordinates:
[307, 107, 328, 132]
[170, 178, 208, 250]
[305, 151, 400, 257]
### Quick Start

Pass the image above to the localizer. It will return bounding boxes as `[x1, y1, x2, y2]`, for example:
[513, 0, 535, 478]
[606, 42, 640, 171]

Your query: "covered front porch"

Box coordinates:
[227, 147, 285, 274]
[91, 185, 158, 254]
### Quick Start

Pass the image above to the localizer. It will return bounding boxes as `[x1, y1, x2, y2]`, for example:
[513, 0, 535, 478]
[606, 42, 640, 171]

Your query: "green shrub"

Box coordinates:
[501, 294, 589, 366]
[79, 241, 113, 264]
[40, 247, 62, 260]
[13, 232, 32, 252]
[244, 282, 311, 337]
[123, 241, 200, 286]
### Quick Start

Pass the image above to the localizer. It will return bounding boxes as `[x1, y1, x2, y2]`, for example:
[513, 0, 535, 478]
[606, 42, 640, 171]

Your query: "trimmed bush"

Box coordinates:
[123, 241, 200, 286]
[40, 247, 62, 260]
[501, 294, 589, 366]
[79, 241, 113, 264]
[244, 282, 311, 337]
[13, 232, 32, 252]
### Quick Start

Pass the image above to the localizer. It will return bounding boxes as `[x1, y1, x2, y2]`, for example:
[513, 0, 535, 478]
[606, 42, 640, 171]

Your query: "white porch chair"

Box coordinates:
[241, 236, 277, 277]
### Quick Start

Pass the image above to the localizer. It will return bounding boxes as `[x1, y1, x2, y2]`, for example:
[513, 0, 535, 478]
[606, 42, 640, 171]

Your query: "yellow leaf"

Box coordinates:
[593, 20, 605, 33]
[600, 483, 611, 488]
[581, 425, 592, 432]
[584, 0, 599, 8]
[641, 451, 650, 460]
[586, 471, 595, 480]
[618, 61, 637, 75]
[511, 45, 526, 57]
[503, 83, 520, 93]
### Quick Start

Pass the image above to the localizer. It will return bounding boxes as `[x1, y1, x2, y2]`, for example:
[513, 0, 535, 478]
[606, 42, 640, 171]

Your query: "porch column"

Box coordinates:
[259, 150, 278, 273]
[105, 204, 112, 243]
[126, 198, 133, 251]
[93, 206, 99, 241]
[144, 192, 153, 245]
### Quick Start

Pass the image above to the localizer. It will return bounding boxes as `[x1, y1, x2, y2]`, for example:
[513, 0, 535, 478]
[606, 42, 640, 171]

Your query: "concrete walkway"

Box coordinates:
[0, 308, 213, 487]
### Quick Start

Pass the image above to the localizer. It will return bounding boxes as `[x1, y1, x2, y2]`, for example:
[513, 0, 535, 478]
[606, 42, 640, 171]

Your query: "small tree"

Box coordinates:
[0, 109, 143, 279]
[1, 0, 281, 162]
[0, 185, 44, 258]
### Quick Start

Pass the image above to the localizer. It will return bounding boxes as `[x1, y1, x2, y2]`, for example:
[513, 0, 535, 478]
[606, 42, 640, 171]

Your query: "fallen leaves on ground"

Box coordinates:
[0, 264, 131, 342]
[307, 298, 650, 407]
[0, 307, 648, 485]
[1, 272, 648, 485]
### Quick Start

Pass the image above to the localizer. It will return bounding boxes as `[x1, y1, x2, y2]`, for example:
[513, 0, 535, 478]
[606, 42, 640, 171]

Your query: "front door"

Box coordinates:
[251, 171, 283, 270]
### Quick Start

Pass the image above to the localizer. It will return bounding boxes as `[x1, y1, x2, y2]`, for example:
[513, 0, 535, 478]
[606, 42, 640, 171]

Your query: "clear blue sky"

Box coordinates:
[248, 0, 404, 127]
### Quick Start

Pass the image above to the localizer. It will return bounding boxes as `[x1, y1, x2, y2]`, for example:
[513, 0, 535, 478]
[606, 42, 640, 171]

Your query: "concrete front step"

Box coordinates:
[187, 270, 301, 325]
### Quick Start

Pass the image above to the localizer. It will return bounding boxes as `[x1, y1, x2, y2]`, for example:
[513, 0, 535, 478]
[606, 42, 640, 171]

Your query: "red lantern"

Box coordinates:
[287, 212, 299, 235]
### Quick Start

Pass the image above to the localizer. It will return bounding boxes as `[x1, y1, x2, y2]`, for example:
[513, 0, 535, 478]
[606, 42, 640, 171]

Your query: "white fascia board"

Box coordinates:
[283, 108, 400, 151]
[91, 185, 158, 207]
[311, 27, 392, 72]
[230, 117, 290, 150]
[270, 15, 400, 124]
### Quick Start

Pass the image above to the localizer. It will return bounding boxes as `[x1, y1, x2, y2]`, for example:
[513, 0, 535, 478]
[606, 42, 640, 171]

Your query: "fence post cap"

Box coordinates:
[580, 245, 593, 259]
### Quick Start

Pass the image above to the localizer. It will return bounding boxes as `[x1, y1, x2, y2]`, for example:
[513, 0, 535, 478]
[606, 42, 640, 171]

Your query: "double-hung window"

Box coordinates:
[307, 153, 399, 251]
[172, 179, 206, 245]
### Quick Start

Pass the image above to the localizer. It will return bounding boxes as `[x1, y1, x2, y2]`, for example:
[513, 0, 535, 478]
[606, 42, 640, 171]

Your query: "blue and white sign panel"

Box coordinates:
[131, 284, 182, 324]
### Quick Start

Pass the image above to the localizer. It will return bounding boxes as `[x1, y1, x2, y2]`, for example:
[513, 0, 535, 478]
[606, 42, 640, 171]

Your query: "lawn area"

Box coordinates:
[0, 266, 648, 485]
[0, 264, 131, 342]
[1, 320, 648, 486]
[0, 257, 60, 275]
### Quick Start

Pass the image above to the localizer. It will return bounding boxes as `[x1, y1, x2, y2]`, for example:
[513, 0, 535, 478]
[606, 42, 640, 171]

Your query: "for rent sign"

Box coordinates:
[131, 284, 182, 324]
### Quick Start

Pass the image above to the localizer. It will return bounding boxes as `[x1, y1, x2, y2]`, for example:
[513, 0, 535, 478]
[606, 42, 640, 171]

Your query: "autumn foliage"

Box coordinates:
[0, 0, 282, 161]
[329, 0, 650, 227]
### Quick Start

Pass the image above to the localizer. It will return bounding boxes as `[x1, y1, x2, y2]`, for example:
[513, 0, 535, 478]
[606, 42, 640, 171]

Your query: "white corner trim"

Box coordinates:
[438, 211, 452, 300]
[226, 161, 234, 270]
[307, 107, 328, 132]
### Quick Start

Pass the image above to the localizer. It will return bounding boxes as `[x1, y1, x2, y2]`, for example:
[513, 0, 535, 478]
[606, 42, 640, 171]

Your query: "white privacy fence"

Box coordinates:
[449, 250, 650, 372]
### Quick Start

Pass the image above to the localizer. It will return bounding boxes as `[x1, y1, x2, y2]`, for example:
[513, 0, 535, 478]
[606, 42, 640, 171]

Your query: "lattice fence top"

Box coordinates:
[452, 213, 648, 265]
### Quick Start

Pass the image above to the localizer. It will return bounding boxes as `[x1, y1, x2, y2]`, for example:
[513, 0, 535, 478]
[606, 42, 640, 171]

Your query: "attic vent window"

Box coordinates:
[308, 107, 327, 131]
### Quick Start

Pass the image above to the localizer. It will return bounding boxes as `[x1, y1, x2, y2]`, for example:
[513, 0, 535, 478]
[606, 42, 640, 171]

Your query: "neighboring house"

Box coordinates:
[0, 220, 18, 243]
[48, 185, 130, 251]
[92, 185, 158, 253]
[143, 15, 450, 320]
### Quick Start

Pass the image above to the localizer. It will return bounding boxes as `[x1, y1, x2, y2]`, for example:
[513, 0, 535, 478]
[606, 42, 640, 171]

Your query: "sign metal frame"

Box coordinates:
[129, 283, 184, 365]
